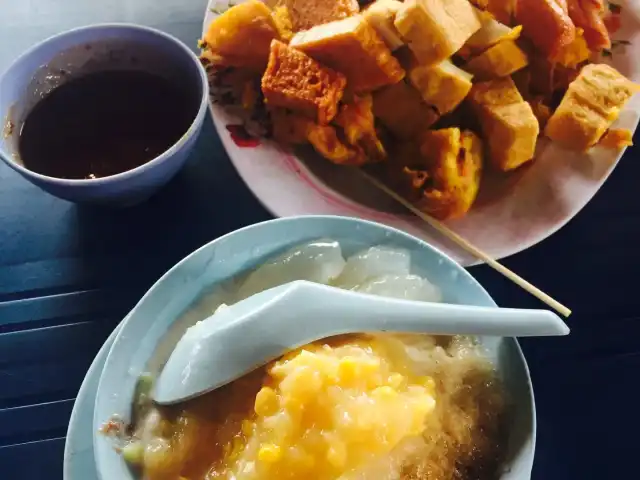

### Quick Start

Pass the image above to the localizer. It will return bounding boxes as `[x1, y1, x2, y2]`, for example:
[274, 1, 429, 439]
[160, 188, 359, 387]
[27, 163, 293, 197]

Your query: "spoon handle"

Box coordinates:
[288, 282, 570, 337]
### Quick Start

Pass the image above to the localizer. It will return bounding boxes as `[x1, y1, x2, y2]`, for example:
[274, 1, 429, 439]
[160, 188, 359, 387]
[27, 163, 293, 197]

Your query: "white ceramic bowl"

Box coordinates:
[93, 215, 536, 479]
[0, 24, 208, 205]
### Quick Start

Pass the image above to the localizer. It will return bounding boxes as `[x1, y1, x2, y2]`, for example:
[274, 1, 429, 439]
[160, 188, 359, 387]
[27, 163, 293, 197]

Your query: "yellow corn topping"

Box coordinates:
[223, 339, 437, 480]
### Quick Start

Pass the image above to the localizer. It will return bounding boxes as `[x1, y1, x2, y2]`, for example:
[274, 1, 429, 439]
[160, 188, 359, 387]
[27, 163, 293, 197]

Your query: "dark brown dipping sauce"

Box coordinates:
[18, 70, 195, 179]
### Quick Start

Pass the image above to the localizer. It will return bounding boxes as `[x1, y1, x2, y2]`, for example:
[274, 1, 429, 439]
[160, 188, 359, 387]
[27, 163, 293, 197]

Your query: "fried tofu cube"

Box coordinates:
[202, 0, 280, 71]
[290, 15, 405, 93]
[372, 81, 439, 139]
[465, 39, 529, 80]
[545, 64, 639, 150]
[363, 0, 405, 50]
[394, 0, 481, 66]
[261, 40, 346, 124]
[408, 59, 473, 115]
[280, 0, 360, 32]
[462, 9, 522, 57]
[468, 77, 539, 171]
[398, 128, 483, 220]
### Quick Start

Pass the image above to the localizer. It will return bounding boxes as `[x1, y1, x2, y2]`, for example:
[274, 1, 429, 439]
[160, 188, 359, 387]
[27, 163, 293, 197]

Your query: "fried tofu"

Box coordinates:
[290, 15, 405, 93]
[545, 64, 639, 150]
[279, 0, 360, 32]
[363, 0, 405, 50]
[394, 0, 481, 66]
[462, 9, 522, 57]
[465, 39, 529, 80]
[600, 128, 633, 149]
[408, 59, 473, 115]
[468, 77, 539, 171]
[372, 81, 439, 139]
[202, 0, 280, 71]
[515, 0, 576, 57]
[397, 128, 483, 220]
[261, 40, 346, 124]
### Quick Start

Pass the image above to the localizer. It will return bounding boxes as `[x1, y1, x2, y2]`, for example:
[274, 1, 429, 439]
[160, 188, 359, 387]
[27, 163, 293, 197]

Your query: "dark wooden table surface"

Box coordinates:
[2, 1, 640, 478]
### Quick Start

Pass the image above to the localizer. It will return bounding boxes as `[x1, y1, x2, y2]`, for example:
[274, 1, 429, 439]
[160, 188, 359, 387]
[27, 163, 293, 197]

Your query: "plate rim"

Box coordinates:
[63, 320, 124, 480]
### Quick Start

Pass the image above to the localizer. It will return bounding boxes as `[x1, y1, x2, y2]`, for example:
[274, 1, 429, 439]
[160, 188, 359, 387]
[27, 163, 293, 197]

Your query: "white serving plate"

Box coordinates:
[202, 0, 640, 265]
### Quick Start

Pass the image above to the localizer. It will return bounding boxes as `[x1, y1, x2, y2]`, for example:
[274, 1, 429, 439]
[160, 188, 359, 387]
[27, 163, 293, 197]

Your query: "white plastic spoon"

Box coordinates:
[154, 280, 569, 405]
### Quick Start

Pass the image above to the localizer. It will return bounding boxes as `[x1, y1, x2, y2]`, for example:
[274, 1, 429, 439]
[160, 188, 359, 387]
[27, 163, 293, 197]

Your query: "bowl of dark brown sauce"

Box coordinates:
[0, 24, 208, 205]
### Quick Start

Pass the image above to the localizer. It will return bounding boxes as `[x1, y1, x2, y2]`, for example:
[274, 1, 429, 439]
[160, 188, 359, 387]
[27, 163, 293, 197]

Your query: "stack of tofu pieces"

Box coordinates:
[202, 0, 638, 220]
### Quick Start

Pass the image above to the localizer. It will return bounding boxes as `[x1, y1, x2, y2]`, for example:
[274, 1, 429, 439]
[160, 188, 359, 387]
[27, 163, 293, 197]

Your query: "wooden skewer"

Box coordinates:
[358, 170, 572, 318]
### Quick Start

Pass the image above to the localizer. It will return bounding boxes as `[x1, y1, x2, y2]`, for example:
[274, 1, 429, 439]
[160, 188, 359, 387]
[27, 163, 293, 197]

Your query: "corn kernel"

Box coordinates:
[373, 385, 398, 399]
[258, 443, 282, 463]
[337, 357, 358, 383]
[387, 373, 405, 388]
[419, 376, 436, 391]
[327, 441, 347, 468]
[241, 419, 254, 437]
[255, 387, 279, 416]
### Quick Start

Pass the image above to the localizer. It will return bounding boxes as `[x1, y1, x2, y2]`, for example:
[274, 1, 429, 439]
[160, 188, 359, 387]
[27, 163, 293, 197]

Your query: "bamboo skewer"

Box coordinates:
[358, 170, 572, 318]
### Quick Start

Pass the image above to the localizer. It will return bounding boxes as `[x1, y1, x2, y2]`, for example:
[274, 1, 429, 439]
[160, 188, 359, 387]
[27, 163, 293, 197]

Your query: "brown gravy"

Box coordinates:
[18, 70, 195, 179]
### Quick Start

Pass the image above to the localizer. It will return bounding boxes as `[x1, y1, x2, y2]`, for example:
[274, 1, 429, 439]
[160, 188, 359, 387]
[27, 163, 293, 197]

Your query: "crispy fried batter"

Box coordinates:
[396, 128, 484, 220]
[307, 124, 367, 165]
[372, 81, 440, 139]
[290, 15, 405, 93]
[567, 0, 610, 51]
[334, 94, 387, 161]
[600, 128, 633, 149]
[515, 0, 576, 57]
[261, 40, 346, 124]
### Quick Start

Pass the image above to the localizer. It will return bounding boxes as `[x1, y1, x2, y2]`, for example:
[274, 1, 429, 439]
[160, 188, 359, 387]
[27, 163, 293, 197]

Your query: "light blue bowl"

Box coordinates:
[0, 24, 208, 205]
[93, 216, 536, 479]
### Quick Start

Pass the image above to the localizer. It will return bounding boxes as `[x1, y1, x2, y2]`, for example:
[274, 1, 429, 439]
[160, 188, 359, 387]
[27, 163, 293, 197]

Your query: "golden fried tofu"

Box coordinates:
[469, 0, 516, 25]
[334, 94, 386, 160]
[290, 15, 405, 93]
[363, 0, 405, 50]
[307, 124, 367, 165]
[394, 0, 481, 66]
[280, 0, 360, 32]
[397, 128, 483, 220]
[202, 0, 280, 71]
[261, 40, 346, 124]
[372, 81, 439, 139]
[468, 77, 539, 171]
[465, 39, 529, 80]
[408, 59, 473, 115]
[462, 9, 522, 57]
[515, 0, 576, 57]
[545, 64, 639, 150]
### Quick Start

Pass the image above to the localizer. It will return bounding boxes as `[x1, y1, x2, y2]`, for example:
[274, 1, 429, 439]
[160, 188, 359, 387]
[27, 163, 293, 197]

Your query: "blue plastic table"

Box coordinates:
[2, 1, 640, 479]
